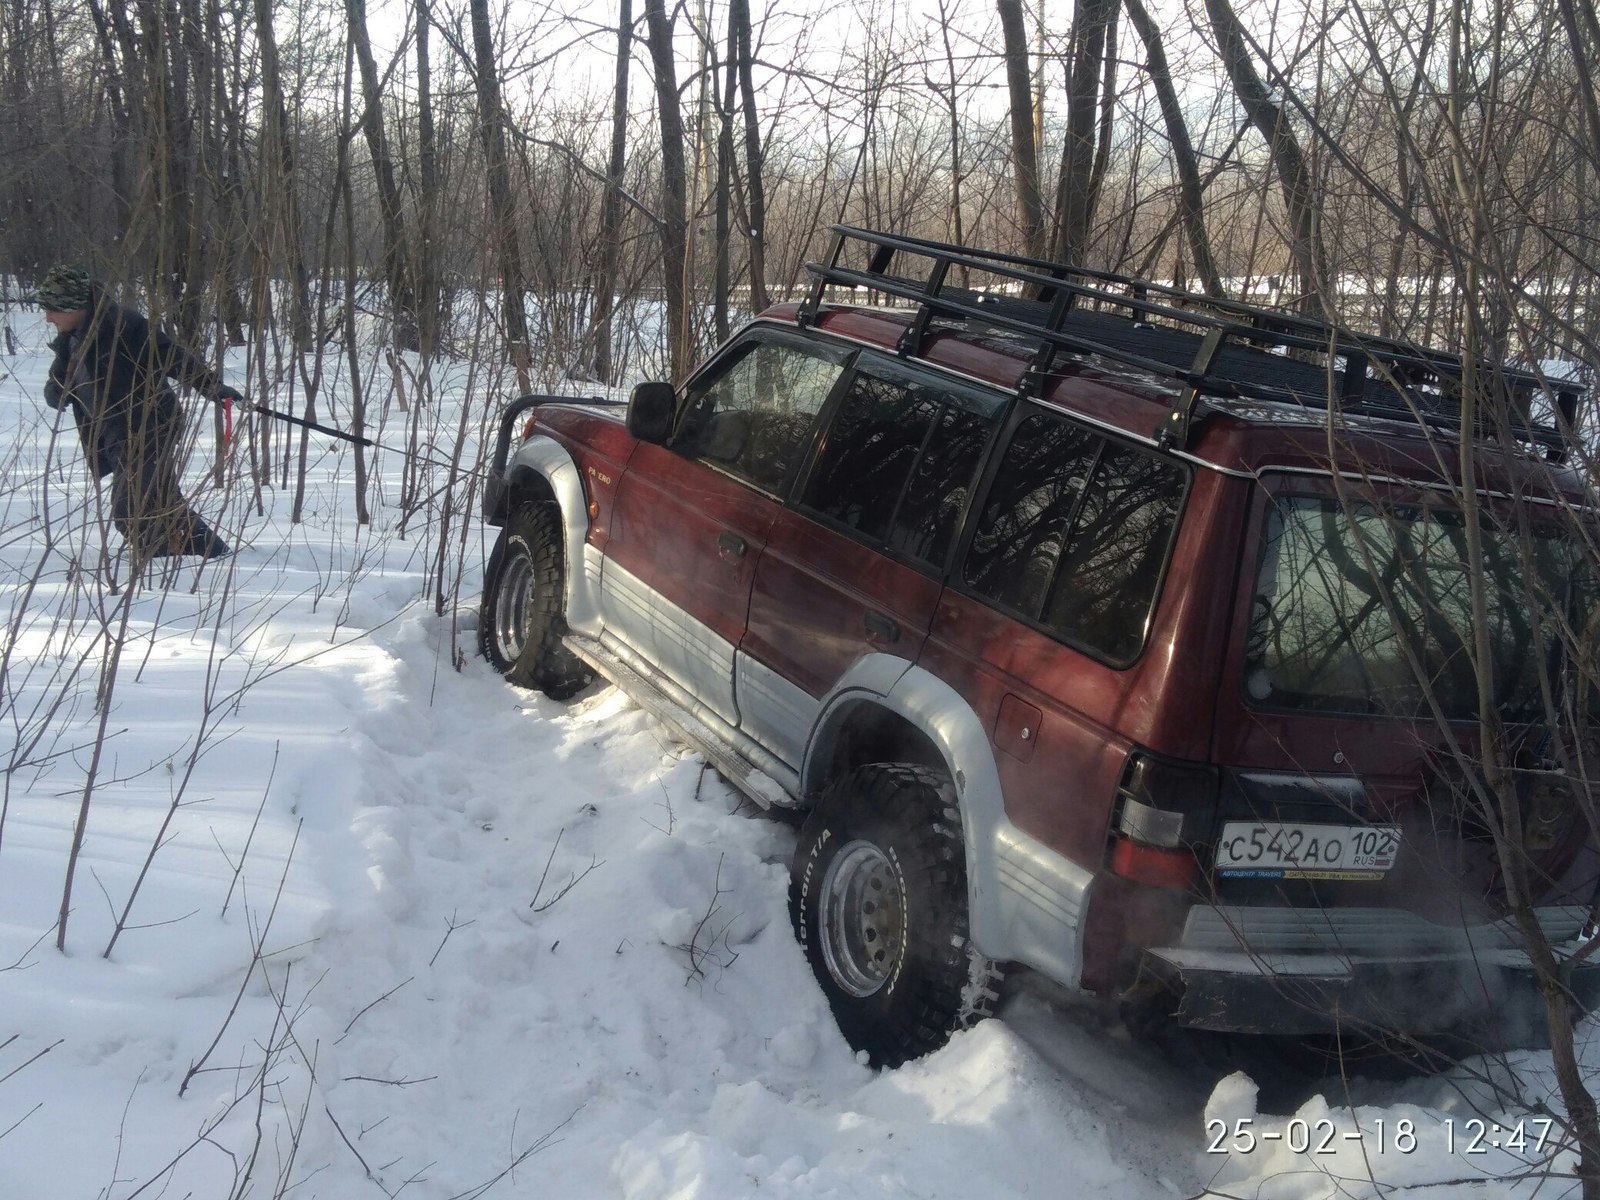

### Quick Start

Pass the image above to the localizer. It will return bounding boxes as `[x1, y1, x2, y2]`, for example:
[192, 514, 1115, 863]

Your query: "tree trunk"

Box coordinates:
[345, 0, 419, 351]
[1124, 0, 1224, 296]
[998, 0, 1047, 260]
[1202, 0, 1329, 318]
[1052, 0, 1118, 267]
[714, 17, 736, 342]
[936, 0, 967, 271]
[593, 0, 633, 384]
[122, 0, 195, 326]
[729, 0, 768, 311]
[468, 0, 533, 391]
[415, 0, 441, 358]
[209, 0, 250, 351]
[252, 0, 313, 350]
[341, 153, 371, 525]
[645, 0, 693, 381]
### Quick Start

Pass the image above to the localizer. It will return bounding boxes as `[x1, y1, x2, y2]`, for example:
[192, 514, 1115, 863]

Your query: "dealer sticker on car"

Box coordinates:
[1216, 822, 1400, 880]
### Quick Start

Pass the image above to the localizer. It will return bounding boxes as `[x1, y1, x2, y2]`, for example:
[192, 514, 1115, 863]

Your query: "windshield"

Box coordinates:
[1244, 494, 1594, 720]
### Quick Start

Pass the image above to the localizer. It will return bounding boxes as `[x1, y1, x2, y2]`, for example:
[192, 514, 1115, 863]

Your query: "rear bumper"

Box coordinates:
[1141, 904, 1600, 1045]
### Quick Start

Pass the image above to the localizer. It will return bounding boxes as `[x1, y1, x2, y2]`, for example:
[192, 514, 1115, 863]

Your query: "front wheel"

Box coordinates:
[789, 763, 1004, 1067]
[479, 502, 594, 699]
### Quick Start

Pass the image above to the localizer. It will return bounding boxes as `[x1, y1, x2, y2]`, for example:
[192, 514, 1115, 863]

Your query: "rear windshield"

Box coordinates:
[1245, 494, 1594, 720]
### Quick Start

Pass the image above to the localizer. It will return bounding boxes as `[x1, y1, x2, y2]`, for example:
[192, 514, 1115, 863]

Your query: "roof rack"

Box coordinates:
[799, 225, 1581, 459]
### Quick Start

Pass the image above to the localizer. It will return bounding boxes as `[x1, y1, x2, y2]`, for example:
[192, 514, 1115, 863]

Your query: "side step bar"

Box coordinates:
[563, 633, 799, 813]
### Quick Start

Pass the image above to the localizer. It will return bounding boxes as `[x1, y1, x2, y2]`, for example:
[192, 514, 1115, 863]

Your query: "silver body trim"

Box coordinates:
[567, 632, 797, 807]
[734, 651, 819, 769]
[599, 558, 738, 726]
[502, 436, 604, 635]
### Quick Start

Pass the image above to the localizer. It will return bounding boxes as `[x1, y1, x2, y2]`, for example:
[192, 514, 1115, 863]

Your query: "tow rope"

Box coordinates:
[223, 395, 488, 477]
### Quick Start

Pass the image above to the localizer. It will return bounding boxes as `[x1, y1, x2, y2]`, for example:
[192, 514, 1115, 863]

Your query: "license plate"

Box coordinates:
[1215, 822, 1400, 880]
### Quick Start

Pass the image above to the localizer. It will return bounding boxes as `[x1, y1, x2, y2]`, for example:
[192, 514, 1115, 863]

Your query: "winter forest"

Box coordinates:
[4, 0, 1600, 1197]
[7, 0, 1598, 385]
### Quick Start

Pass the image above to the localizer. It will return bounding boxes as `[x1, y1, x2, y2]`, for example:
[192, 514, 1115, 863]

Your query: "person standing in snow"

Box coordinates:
[36, 265, 241, 562]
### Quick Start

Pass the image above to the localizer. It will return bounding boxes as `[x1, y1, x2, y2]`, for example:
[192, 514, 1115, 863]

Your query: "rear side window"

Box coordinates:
[803, 361, 1001, 569]
[964, 411, 1187, 662]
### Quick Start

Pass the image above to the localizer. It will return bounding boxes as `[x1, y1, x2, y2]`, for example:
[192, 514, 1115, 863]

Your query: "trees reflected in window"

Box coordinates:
[804, 365, 1000, 570]
[1246, 496, 1592, 718]
[965, 412, 1185, 662]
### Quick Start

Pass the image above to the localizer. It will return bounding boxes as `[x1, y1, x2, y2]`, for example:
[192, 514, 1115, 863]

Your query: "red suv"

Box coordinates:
[480, 227, 1600, 1067]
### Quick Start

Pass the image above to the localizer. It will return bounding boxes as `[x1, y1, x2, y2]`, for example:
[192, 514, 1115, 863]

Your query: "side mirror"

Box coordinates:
[627, 381, 676, 444]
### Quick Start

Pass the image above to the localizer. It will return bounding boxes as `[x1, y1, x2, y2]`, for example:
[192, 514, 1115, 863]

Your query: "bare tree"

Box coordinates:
[932, 0, 969, 264]
[346, 0, 420, 351]
[414, 0, 443, 358]
[252, 0, 313, 351]
[729, 0, 768, 311]
[467, 0, 533, 391]
[1051, 0, 1118, 267]
[1201, 0, 1328, 316]
[645, 0, 693, 381]
[1123, 0, 1223, 295]
[997, 0, 1046, 259]
[592, 0, 635, 385]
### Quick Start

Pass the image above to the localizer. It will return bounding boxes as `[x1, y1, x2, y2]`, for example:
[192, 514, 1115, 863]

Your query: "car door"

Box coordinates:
[738, 354, 1006, 766]
[602, 331, 847, 729]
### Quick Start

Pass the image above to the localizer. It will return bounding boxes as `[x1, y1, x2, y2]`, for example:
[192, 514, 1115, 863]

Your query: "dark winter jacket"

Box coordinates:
[44, 286, 227, 477]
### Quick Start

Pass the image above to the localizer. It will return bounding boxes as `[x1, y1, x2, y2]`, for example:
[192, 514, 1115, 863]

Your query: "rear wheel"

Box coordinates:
[479, 502, 594, 699]
[789, 763, 1003, 1067]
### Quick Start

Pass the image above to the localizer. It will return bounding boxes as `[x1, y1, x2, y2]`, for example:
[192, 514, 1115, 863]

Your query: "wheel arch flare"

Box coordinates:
[802, 658, 1097, 988]
[503, 435, 603, 637]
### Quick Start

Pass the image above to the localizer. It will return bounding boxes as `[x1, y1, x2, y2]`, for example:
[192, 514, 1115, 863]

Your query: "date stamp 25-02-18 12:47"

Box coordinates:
[1206, 1117, 1557, 1158]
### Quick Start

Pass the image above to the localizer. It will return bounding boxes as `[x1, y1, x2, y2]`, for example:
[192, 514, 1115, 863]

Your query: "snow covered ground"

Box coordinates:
[1, 306, 1596, 1199]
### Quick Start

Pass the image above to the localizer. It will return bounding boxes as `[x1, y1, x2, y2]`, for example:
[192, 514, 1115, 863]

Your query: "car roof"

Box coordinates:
[768, 226, 1587, 496]
[757, 301, 1591, 503]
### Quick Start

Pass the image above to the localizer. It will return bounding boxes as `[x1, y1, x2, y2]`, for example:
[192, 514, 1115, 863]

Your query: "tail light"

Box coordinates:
[1109, 750, 1219, 889]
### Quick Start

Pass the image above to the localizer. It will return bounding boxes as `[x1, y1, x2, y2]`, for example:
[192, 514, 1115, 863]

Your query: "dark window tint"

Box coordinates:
[1043, 443, 1187, 661]
[805, 373, 940, 543]
[964, 414, 1099, 614]
[675, 341, 842, 494]
[965, 411, 1185, 661]
[803, 365, 1000, 569]
[887, 405, 993, 566]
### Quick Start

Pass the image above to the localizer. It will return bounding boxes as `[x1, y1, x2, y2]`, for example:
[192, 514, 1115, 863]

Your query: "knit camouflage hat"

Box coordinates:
[34, 265, 92, 312]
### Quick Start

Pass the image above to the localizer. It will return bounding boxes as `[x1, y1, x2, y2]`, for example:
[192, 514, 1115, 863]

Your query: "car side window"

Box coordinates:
[964, 410, 1186, 662]
[1041, 441, 1187, 661]
[675, 340, 843, 494]
[803, 361, 1001, 569]
[964, 413, 1100, 613]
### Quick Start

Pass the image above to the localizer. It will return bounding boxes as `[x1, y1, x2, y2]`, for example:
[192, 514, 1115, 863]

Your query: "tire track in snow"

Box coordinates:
[297, 607, 1200, 1198]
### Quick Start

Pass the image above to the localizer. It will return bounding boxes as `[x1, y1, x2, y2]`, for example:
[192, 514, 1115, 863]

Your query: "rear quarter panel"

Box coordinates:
[921, 466, 1246, 871]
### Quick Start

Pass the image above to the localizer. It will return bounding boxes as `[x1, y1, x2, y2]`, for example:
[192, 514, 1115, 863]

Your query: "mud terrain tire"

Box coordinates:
[790, 762, 1004, 1067]
[479, 502, 594, 699]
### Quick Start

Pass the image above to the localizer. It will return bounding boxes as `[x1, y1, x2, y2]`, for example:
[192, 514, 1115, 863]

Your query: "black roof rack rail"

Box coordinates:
[800, 225, 1581, 459]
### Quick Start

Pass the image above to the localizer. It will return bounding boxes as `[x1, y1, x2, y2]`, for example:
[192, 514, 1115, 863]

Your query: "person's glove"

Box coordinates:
[217, 386, 245, 450]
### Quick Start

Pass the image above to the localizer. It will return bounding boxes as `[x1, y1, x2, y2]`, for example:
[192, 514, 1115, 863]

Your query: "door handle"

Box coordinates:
[864, 609, 900, 643]
[718, 530, 747, 558]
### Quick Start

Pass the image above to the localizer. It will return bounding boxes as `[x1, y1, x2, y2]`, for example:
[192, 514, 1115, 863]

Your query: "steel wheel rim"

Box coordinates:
[494, 549, 534, 662]
[819, 840, 904, 998]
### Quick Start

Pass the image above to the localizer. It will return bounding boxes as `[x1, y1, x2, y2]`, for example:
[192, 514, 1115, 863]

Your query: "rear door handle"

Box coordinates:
[718, 530, 747, 558]
[864, 609, 899, 643]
